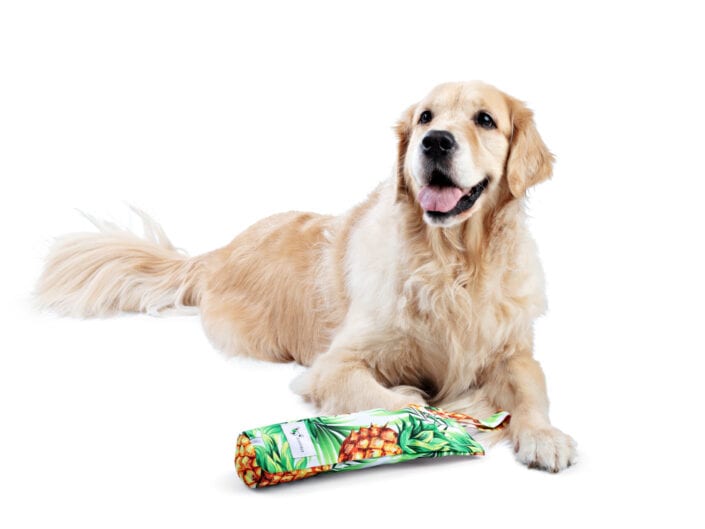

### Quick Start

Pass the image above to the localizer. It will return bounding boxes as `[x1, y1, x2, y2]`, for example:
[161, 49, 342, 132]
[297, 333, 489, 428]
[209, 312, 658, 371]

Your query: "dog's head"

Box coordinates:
[396, 81, 554, 227]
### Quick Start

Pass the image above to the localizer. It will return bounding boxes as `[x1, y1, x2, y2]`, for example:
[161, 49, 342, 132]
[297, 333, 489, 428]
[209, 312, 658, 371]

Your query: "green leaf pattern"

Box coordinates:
[237, 405, 509, 487]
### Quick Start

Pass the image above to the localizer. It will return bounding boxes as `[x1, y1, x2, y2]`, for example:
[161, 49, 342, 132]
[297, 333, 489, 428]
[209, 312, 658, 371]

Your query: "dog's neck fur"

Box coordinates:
[398, 176, 520, 279]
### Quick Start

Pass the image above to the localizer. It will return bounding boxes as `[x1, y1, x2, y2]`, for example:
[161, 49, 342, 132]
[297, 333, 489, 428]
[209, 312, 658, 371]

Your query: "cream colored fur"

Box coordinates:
[36, 81, 576, 472]
[36, 207, 202, 317]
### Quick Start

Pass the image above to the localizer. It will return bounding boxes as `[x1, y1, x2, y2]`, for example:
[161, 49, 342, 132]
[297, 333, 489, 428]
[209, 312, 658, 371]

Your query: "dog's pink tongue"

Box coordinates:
[418, 186, 463, 213]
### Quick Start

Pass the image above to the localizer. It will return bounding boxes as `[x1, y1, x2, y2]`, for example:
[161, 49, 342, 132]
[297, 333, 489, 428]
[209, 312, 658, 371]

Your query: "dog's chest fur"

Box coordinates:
[339, 182, 546, 402]
[391, 204, 546, 401]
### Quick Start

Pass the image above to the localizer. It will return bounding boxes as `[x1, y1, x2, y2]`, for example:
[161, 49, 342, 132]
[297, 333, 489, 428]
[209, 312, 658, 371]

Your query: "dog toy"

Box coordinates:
[235, 405, 509, 488]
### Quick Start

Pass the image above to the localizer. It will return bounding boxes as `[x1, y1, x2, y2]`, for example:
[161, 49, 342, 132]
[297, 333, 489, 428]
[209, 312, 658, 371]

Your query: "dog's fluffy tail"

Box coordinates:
[35, 207, 204, 317]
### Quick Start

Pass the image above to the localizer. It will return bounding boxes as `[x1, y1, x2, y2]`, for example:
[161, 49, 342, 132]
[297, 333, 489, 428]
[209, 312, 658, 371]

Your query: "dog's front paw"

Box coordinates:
[389, 385, 428, 408]
[290, 369, 427, 414]
[513, 426, 577, 473]
[290, 370, 321, 406]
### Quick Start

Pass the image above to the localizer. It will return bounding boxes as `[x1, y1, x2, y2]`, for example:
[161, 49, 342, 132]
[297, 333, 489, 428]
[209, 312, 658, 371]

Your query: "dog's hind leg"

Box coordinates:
[193, 211, 341, 364]
[198, 289, 296, 363]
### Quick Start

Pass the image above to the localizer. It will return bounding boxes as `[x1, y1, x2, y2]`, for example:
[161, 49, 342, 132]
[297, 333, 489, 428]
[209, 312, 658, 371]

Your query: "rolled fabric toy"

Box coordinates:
[235, 404, 510, 488]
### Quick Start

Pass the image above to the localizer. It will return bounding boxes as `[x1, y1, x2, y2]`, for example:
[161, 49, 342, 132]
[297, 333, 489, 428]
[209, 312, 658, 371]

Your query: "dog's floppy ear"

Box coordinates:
[395, 104, 415, 203]
[505, 98, 554, 197]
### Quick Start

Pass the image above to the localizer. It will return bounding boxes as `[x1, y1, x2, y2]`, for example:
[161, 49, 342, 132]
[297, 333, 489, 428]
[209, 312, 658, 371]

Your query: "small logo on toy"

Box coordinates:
[282, 421, 317, 459]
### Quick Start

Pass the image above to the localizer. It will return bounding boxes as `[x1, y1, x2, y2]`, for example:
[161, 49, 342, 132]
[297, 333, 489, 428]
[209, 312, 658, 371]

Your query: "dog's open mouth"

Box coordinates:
[418, 176, 490, 219]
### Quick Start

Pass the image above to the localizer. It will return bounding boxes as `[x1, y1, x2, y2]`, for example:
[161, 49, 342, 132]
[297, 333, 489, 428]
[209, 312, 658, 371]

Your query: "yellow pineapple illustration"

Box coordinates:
[338, 425, 402, 462]
[235, 434, 330, 488]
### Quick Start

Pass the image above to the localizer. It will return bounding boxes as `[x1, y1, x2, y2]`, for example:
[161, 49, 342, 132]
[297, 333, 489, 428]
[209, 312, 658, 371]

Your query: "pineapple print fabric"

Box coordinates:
[235, 405, 510, 488]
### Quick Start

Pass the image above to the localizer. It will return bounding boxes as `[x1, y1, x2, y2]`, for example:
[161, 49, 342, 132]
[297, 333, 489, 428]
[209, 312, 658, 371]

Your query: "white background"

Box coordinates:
[1, 1, 703, 527]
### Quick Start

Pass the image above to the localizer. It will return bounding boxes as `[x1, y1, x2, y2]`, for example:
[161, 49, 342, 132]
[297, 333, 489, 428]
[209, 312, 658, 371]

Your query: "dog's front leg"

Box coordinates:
[291, 344, 427, 414]
[490, 351, 577, 472]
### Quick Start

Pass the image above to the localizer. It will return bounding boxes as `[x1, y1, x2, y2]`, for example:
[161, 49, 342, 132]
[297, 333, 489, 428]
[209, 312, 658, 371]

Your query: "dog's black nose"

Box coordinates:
[421, 130, 456, 159]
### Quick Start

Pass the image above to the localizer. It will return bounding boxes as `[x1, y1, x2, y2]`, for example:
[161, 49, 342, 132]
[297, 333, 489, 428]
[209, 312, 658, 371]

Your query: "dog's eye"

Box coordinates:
[475, 111, 496, 130]
[418, 110, 433, 124]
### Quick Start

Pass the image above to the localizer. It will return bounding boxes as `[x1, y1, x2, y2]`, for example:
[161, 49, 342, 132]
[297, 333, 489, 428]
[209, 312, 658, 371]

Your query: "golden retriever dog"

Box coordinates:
[36, 81, 577, 472]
